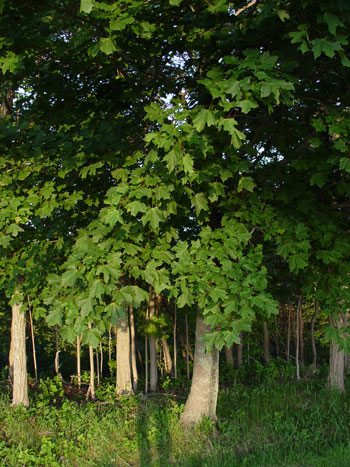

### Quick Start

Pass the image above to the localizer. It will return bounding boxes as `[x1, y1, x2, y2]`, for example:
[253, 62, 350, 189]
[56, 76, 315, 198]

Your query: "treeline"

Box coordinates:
[1, 0, 350, 423]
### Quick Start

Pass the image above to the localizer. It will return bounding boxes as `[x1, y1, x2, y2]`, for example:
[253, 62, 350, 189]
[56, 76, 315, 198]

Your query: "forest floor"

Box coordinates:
[1, 359, 350, 466]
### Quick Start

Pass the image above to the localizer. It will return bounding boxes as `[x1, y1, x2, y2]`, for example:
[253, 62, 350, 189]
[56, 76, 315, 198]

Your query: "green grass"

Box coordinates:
[1, 363, 350, 466]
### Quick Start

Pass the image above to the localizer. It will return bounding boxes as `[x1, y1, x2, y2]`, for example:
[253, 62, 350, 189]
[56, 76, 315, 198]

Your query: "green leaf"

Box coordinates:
[183, 154, 194, 175]
[6, 223, 24, 237]
[46, 310, 62, 327]
[62, 327, 76, 344]
[339, 157, 350, 173]
[323, 12, 344, 36]
[237, 176, 256, 193]
[80, 0, 94, 14]
[110, 15, 135, 31]
[193, 109, 215, 132]
[62, 268, 80, 287]
[169, 0, 183, 5]
[90, 280, 106, 299]
[177, 288, 193, 308]
[142, 207, 165, 229]
[237, 99, 258, 114]
[103, 208, 123, 226]
[193, 192, 208, 216]
[277, 10, 290, 22]
[77, 297, 94, 317]
[83, 328, 101, 348]
[99, 37, 117, 55]
[311, 38, 341, 59]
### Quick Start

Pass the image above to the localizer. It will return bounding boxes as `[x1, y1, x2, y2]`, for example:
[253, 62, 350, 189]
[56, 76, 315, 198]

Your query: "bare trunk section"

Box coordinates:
[76, 335, 82, 391]
[173, 302, 178, 379]
[27, 296, 38, 382]
[129, 305, 138, 392]
[116, 313, 132, 394]
[327, 314, 345, 392]
[235, 332, 243, 369]
[311, 299, 319, 372]
[225, 346, 234, 366]
[161, 337, 173, 374]
[149, 293, 158, 392]
[10, 300, 29, 407]
[86, 323, 95, 401]
[181, 312, 219, 425]
[263, 321, 270, 365]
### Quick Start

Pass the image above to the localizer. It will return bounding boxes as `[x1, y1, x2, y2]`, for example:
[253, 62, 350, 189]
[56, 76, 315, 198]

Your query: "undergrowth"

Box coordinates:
[1, 360, 350, 466]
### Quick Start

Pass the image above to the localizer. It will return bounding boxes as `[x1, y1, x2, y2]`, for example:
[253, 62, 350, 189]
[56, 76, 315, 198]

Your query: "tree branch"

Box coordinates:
[234, 0, 258, 16]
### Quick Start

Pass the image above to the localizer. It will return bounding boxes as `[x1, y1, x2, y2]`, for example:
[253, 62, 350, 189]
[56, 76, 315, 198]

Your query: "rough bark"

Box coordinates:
[181, 312, 219, 425]
[10, 301, 29, 407]
[116, 315, 132, 394]
[327, 314, 345, 392]
[161, 337, 173, 374]
[129, 305, 138, 392]
[149, 293, 158, 392]
[263, 321, 270, 365]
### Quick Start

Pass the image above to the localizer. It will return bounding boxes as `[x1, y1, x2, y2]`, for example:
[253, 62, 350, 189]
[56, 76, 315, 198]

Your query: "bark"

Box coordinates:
[145, 335, 149, 394]
[311, 299, 319, 372]
[149, 293, 158, 392]
[99, 342, 103, 380]
[299, 302, 304, 366]
[263, 321, 270, 365]
[27, 296, 38, 382]
[96, 345, 100, 386]
[129, 305, 138, 392]
[55, 326, 61, 379]
[327, 314, 346, 392]
[161, 337, 173, 374]
[225, 346, 234, 366]
[10, 301, 29, 407]
[116, 314, 132, 394]
[235, 332, 243, 369]
[77, 335, 82, 390]
[86, 323, 95, 401]
[181, 311, 219, 425]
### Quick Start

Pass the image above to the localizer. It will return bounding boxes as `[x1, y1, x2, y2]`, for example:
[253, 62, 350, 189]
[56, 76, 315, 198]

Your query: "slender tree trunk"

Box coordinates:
[185, 314, 190, 380]
[181, 311, 219, 425]
[287, 305, 291, 362]
[55, 326, 61, 379]
[77, 335, 82, 391]
[161, 337, 173, 374]
[235, 332, 243, 369]
[263, 321, 270, 365]
[10, 300, 29, 407]
[129, 305, 138, 392]
[108, 324, 112, 365]
[225, 346, 234, 366]
[296, 296, 301, 381]
[299, 302, 304, 366]
[96, 346, 100, 386]
[99, 342, 103, 380]
[116, 313, 132, 394]
[27, 296, 38, 383]
[173, 302, 177, 379]
[149, 293, 158, 392]
[327, 314, 345, 392]
[86, 323, 95, 401]
[275, 316, 280, 358]
[311, 299, 319, 372]
[145, 335, 148, 394]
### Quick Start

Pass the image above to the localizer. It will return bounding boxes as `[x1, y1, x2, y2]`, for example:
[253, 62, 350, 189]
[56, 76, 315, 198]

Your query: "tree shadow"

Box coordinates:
[136, 395, 173, 466]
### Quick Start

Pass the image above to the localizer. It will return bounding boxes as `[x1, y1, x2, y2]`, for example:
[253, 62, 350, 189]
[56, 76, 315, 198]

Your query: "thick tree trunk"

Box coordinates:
[181, 312, 219, 425]
[10, 300, 29, 407]
[149, 293, 158, 392]
[327, 314, 345, 392]
[263, 321, 270, 365]
[116, 315, 132, 394]
[311, 299, 318, 372]
[235, 332, 243, 369]
[129, 305, 138, 392]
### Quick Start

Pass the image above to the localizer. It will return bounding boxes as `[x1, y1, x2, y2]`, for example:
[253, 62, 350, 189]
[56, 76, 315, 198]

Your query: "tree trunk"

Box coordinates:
[86, 323, 95, 401]
[10, 300, 29, 407]
[96, 345, 100, 386]
[299, 301, 304, 366]
[287, 305, 291, 362]
[225, 346, 234, 366]
[161, 337, 173, 374]
[181, 311, 219, 424]
[129, 305, 138, 392]
[149, 293, 158, 392]
[77, 335, 82, 391]
[173, 302, 178, 379]
[235, 332, 243, 369]
[263, 321, 270, 365]
[27, 296, 38, 382]
[145, 335, 149, 394]
[55, 326, 61, 379]
[311, 299, 318, 372]
[327, 314, 345, 392]
[116, 314, 132, 394]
